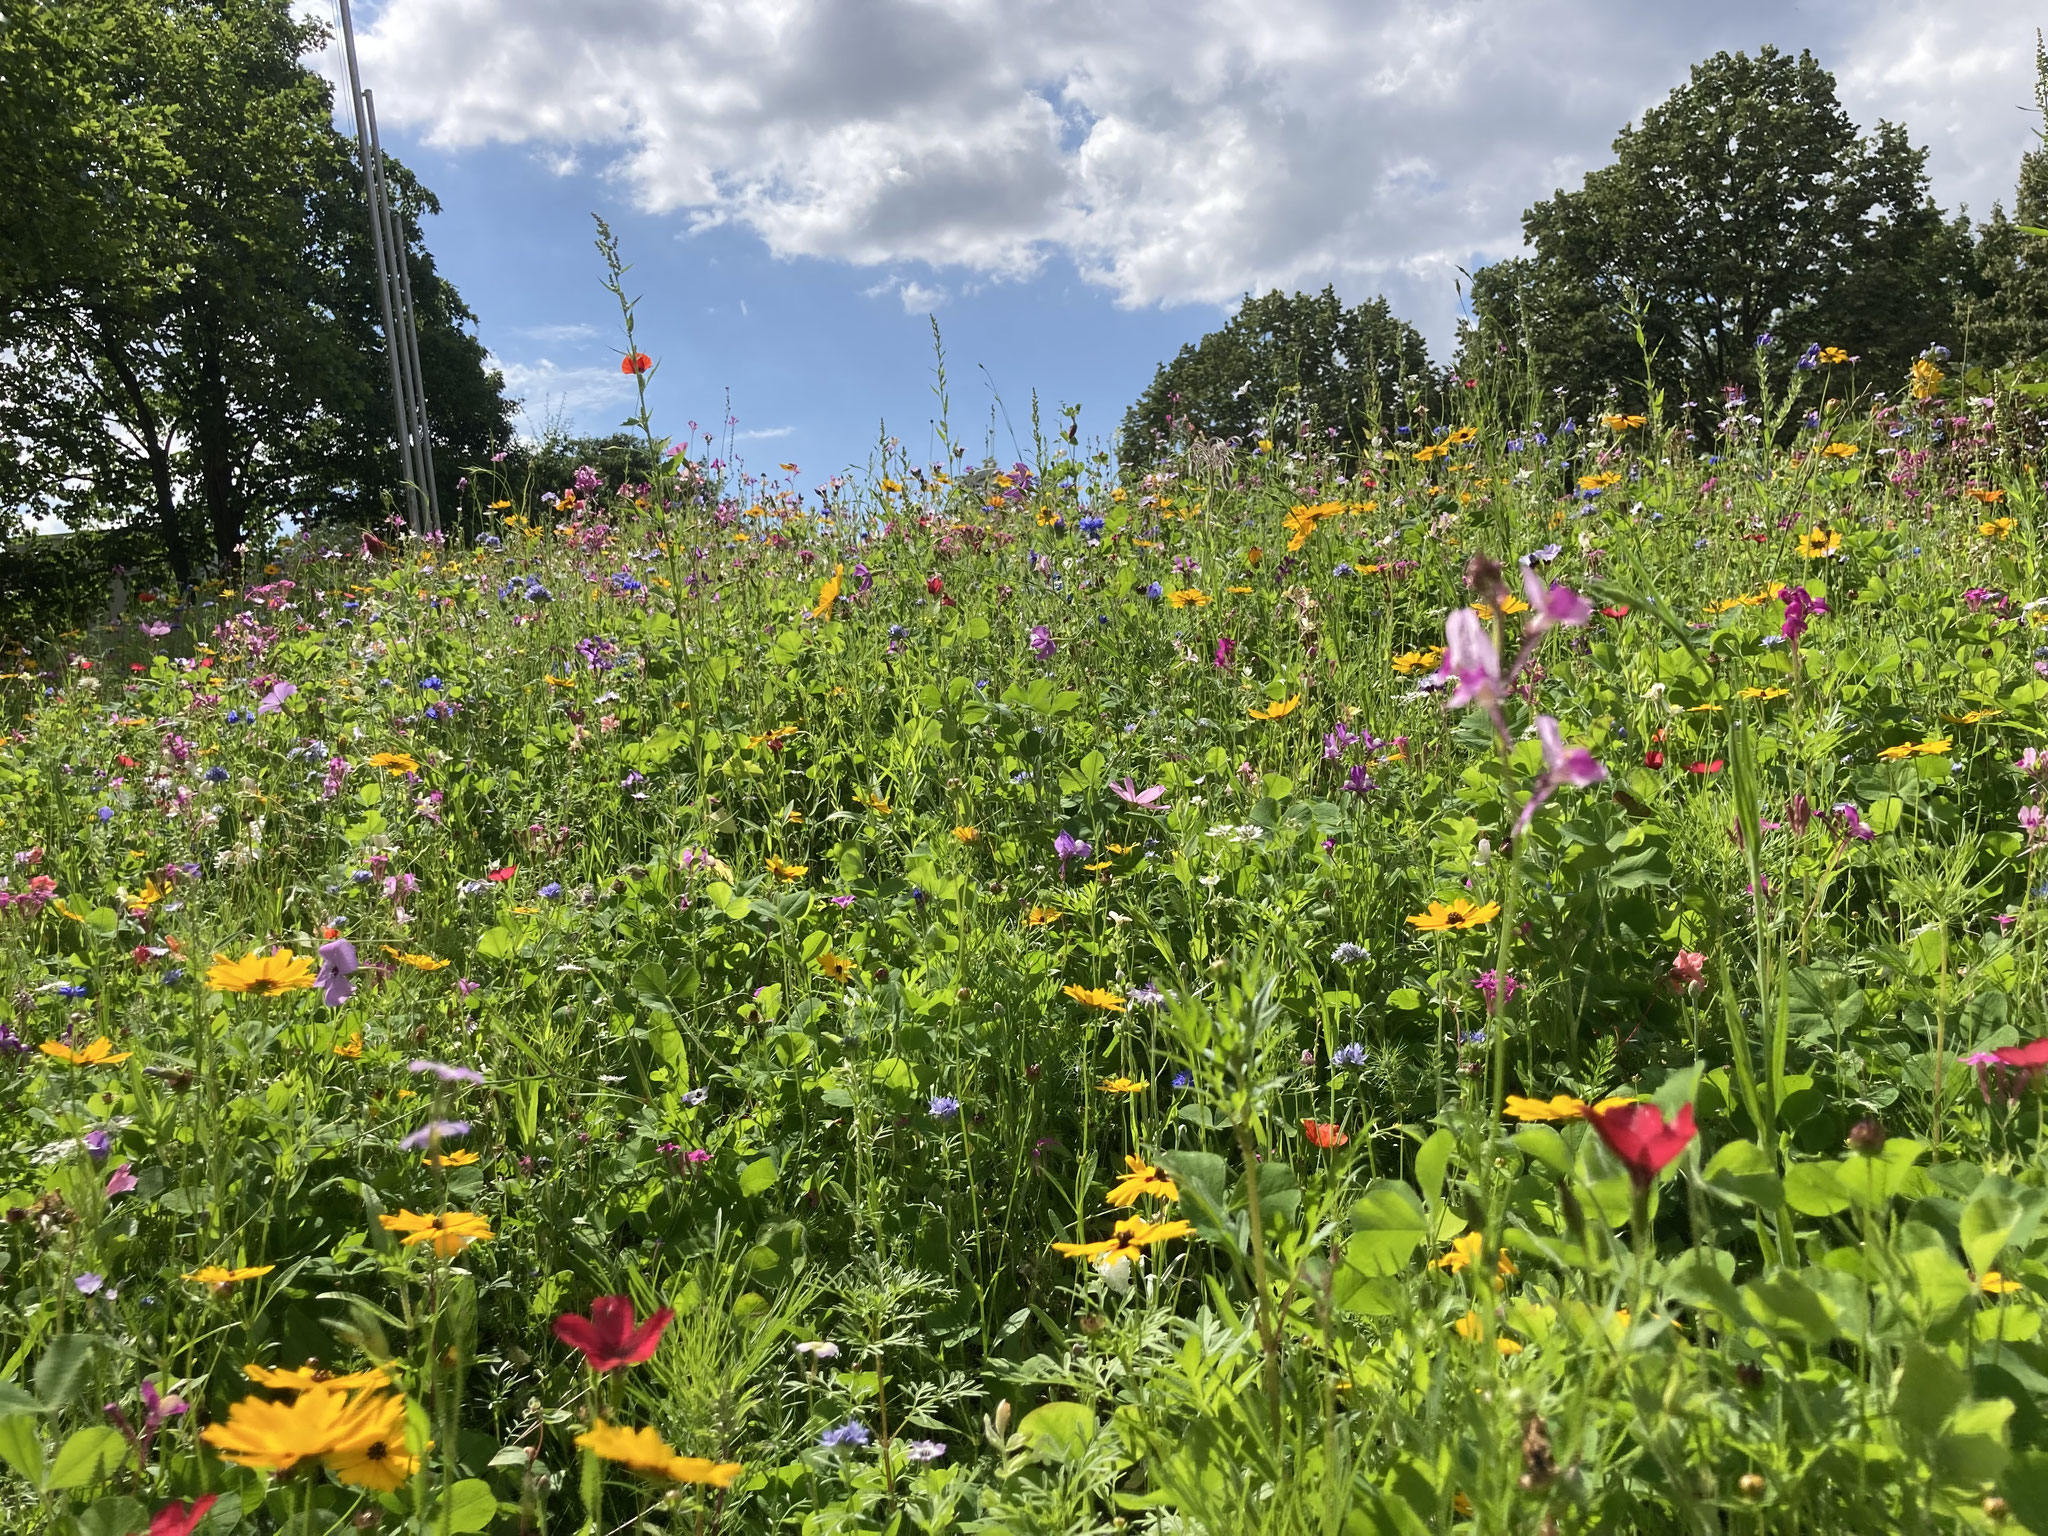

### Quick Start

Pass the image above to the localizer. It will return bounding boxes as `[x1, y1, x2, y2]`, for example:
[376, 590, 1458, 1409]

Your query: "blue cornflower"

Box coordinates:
[1333, 1043, 1367, 1069]
[539, 882, 563, 899]
[57, 983, 88, 998]
[1171, 1071, 1192, 1090]
[1079, 515, 1105, 536]
[421, 677, 443, 691]
[95, 807, 113, 822]
[929, 1095, 961, 1120]
[1333, 563, 1354, 578]
[821, 1421, 870, 1449]
[1145, 582, 1163, 600]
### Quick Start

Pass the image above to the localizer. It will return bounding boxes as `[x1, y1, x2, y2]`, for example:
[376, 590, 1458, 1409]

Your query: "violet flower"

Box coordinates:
[399, 1120, 470, 1152]
[1513, 716, 1608, 836]
[1520, 568, 1592, 633]
[410, 1059, 486, 1085]
[316, 937, 357, 1007]
[1053, 830, 1092, 875]
[1439, 608, 1501, 709]
[1028, 625, 1056, 659]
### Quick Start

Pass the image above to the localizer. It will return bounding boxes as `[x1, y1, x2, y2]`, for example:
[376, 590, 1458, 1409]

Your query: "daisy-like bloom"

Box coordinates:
[1981, 1271, 2025, 1296]
[1051, 1214, 1195, 1262]
[1452, 1313, 1524, 1355]
[381, 948, 450, 971]
[1165, 588, 1210, 608]
[1248, 694, 1301, 721]
[816, 950, 855, 983]
[1065, 984, 1125, 1012]
[764, 856, 808, 882]
[1390, 648, 1443, 675]
[364, 752, 419, 776]
[853, 790, 891, 814]
[378, 1209, 493, 1257]
[1105, 1155, 1177, 1207]
[1405, 897, 1501, 933]
[1983, 517, 2018, 539]
[1430, 1231, 1514, 1276]
[1504, 1094, 1589, 1122]
[1022, 906, 1061, 927]
[200, 1386, 395, 1473]
[951, 825, 980, 843]
[323, 1389, 420, 1492]
[183, 1263, 276, 1287]
[1796, 527, 1840, 559]
[40, 1036, 133, 1067]
[242, 1362, 389, 1393]
[1879, 738, 1952, 762]
[575, 1419, 742, 1486]
[1737, 686, 1789, 700]
[423, 1149, 481, 1169]
[810, 564, 843, 620]
[208, 949, 316, 997]
[1818, 346, 1853, 364]
[1097, 1076, 1145, 1095]
[1577, 472, 1622, 491]
[1818, 441, 1858, 458]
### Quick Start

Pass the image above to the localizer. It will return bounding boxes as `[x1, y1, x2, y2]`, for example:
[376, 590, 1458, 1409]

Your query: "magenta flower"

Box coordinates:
[1028, 625, 1056, 659]
[1967, 1039, 2048, 1103]
[1514, 716, 1607, 834]
[1520, 569, 1592, 633]
[1053, 830, 1092, 874]
[1779, 585, 1828, 644]
[105, 1163, 138, 1197]
[254, 681, 297, 716]
[1472, 970, 1520, 1006]
[1214, 636, 1237, 669]
[316, 937, 357, 1007]
[1109, 778, 1166, 808]
[1439, 608, 1501, 708]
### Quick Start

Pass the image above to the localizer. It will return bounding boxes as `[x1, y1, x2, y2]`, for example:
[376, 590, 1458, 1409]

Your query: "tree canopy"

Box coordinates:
[0, 0, 512, 588]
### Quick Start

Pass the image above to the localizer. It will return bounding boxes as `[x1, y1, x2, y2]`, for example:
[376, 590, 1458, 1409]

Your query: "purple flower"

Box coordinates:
[1439, 608, 1501, 709]
[0, 1020, 27, 1056]
[686, 1148, 711, 1164]
[821, 1420, 870, 1449]
[1053, 830, 1092, 874]
[1537, 716, 1607, 788]
[75, 1273, 106, 1296]
[928, 1095, 961, 1120]
[1214, 636, 1236, 668]
[1333, 1043, 1367, 1068]
[539, 882, 563, 899]
[410, 1059, 486, 1085]
[316, 937, 357, 1008]
[904, 1440, 947, 1463]
[1322, 724, 1360, 761]
[1472, 970, 1521, 1006]
[1341, 765, 1376, 796]
[255, 681, 297, 715]
[84, 1128, 111, 1165]
[1779, 585, 1828, 644]
[1109, 779, 1166, 808]
[1833, 803, 1875, 843]
[1029, 625, 1056, 659]
[399, 1120, 470, 1151]
[1520, 568, 1592, 633]
[456, 977, 480, 997]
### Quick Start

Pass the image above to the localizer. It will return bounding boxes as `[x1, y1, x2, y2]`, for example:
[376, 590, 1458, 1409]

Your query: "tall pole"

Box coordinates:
[335, 0, 426, 533]
[366, 93, 441, 534]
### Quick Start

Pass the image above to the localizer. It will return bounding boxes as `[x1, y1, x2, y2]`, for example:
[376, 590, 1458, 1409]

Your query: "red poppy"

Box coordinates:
[1600, 605, 1629, 619]
[1687, 759, 1724, 775]
[486, 865, 516, 883]
[362, 534, 392, 558]
[1643, 751, 1665, 769]
[621, 352, 653, 375]
[1302, 1119, 1349, 1149]
[553, 1294, 674, 1371]
[926, 575, 944, 595]
[1586, 1101, 1696, 1188]
[151, 1496, 219, 1536]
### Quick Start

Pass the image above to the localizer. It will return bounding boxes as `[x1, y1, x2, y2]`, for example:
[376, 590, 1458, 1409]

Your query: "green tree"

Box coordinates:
[1968, 35, 2048, 369]
[0, 0, 511, 586]
[1461, 47, 1972, 417]
[1119, 287, 1431, 473]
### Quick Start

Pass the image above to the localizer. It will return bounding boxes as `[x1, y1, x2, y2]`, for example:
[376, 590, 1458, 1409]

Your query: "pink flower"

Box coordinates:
[1968, 1039, 2048, 1103]
[1472, 970, 1520, 1006]
[1439, 607, 1501, 708]
[1537, 716, 1606, 787]
[1110, 778, 1167, 808]
[1214, 636, 1237, 668]
[1670, 950, 1707, 993]
[105, 1163, 137, 1198]
[1520, 568, 1592, 633]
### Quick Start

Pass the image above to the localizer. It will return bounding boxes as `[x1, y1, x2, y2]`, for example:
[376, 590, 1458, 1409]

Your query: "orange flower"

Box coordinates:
[1302, 1119, 1348, 1149]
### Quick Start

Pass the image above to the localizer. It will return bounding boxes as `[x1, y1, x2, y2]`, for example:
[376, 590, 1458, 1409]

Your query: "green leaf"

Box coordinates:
[1386, 988, 1423, 1011]
[0, 1415, 43, 1484]
[1702, 1139, 1781, 1207]
[1015, 1401, 1096, 1462]
[1783, 1161, 1850, 1216]
[474, 925, 517, 961]
[439, 1478, 499, 1533]
[0, 1384, 41, 1417]
[1741, 1272, 1838, 1345]
[1961, 1175, 2048, 1275]
[35, 1335, 96, 1409]
[1510, 1125, 1570, 1178]
[1344, 1181, 1428, 1278]
[45, 1424, 131, 1490]
[76, 1495, 148, 1536]
[738, 1157, 777, 1198]
[1157, 1150, 1234, 1250]
[1414, 1129, 1454, 1209]
[1893, 1341, 1968, 1440]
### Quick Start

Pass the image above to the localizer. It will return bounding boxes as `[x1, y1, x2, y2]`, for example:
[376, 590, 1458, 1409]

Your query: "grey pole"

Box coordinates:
[335, 0, 425, 533]
[365, 94, 442, 534]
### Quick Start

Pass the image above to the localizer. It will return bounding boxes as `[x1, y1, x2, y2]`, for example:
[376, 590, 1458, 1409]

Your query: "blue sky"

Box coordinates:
[321, 0, 2047, 482]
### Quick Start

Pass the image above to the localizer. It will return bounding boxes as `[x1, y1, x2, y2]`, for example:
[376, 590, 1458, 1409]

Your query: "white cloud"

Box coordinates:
[735, 425, 796, 440]
[490, 355, 636, 438]
[358, 0, 2046, 350]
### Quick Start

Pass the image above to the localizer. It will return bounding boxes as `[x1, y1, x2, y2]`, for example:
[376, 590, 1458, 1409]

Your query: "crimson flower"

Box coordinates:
[1586, 1102, 1696, 1188]
[1644, 750, 1665, 769]
[621, 351, 653, 375]
[1302, 1119, 1349, 1149]
[151, 1496, 219, 1536]
[1600, 605, 1630, 619]
[1687, 759, 1724, 775]
[485, 865, 516, 883]
[1965, 1038, 2048, 1104]
[553, 1295, 674, 1371]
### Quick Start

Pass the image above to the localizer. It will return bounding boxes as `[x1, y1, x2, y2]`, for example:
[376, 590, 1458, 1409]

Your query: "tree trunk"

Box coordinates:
[94, 314, 193, 592]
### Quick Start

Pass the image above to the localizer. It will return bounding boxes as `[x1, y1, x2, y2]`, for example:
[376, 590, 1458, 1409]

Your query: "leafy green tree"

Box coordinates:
[0, 0, 511, 586]
[1461, 47, 1972, 417]
[1120, 287, 1431, 473]
[1969, 36, 2048, 369]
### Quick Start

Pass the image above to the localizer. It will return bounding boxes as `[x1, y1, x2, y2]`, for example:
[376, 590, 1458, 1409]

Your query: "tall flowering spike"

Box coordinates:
[1586, 1101, 1696, 1189]
[1521, 568, 1593, 633]
[1536, 716, 1607, 787]
[1439, 607, 1501, 708]
[554, 1294, 675, 1371]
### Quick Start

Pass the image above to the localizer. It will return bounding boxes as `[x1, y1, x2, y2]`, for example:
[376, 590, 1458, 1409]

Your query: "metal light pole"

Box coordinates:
[334, 0, 436, 534]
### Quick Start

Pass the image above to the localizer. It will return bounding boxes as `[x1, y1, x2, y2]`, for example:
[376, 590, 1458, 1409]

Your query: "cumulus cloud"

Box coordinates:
[356, 0, 2045, 347]
[490, 355, 636, 437]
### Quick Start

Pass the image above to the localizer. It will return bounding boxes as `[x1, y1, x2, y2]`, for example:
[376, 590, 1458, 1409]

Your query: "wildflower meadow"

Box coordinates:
[10, 298, 2048, 1536]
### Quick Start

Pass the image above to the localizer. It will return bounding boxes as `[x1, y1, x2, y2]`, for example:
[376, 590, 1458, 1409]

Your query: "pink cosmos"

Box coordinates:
[105, 1163, 138, 1197]
[1439, 607, 1501, 708]
[1520, 568, 1593, 633]
[1110, 778, 1167, 808]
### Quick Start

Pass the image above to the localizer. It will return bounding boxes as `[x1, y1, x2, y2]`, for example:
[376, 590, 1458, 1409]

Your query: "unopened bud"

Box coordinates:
[1738, 1473, 1766, 1499]
[1847, 1118, 1887, 1156]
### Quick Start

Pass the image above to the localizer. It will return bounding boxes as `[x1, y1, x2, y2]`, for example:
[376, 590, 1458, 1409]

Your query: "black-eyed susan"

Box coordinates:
[575, 1419, 742, 1486]
[378, 1209, 492, 1257]
[1106, 1155, 1178, 1207]
[381, 947, 449, 972]
[1051, 1214, 1195, 1263]
[1391, 648, 1443, 675]
[40, 1035, 133, 1067]
[333, 1032, 363, 1059]
[1166, 588, 1211, 608]
[1097, 1076, 1145, 1095]
[1430, 1232, 1514, 1277]
[1248, 694, 1301, 721]
[810, 564, 844, 619]
[364, 752, 419, 776]
[183, 1263, 276, 1288]
[816, 950, 855, 983]
[1065, 985, 1125, 1012]
[1818, 441, 1858, 459]
[952, 825, 981, 844]
[1023, 906, 1061, 927]
[764, 856, 808, 882]
[1406, 898, 1501, 933]
[423, 1148, 480, 1169]
[199, 1386, 404, 1475]
[241, 1362, 388, 1393]
[208, 950, 316, 997]
[1797, 527, 1841, 559]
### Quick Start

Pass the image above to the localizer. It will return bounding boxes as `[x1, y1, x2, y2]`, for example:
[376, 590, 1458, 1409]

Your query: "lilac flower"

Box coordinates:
[829, 894, 856, 908]
[821, 1420, 870, 1449]
[1332, 1043, 1367, 1068]
[410, 1059, 485, 1085]
[680, 1087, 709, 1107]
[1109, 779, 1166, 808]
[1322, 724, 1360, 761]
[1029, 625, 1056, 659]
[1214, 636, 1237, 668]
[1779, 585, 1828, 644]
[0, 1021, 25, 1056]
[904, 1439, 947, 1463]
[316, 937, 357, 1008]
[255, 681, 297, 716]
[399, 1120, 471, 1152]
[539, 882, 563, 899]
[1833, 803, 1875, 843]
[84, 1128, 111, 1165]
[1521, 543, 1562, 566]
[1520, 568, 1592, 633]
[1439, 608, 1501, 709]
[456, 977, 480, 997]
[928, 1095, 961, 1120]
[1054, 830, 1092, 875]
[2022, 806, 2045, 837]
[1512, 716, 1607, 836]
[75, 1273, 106, 1296]
[1128, 986, 1164, 1005]
[686, 1148, 711, 1164]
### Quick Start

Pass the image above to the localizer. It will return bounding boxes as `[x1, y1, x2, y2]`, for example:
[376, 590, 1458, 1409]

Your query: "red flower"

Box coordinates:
[1643, 751, 1665, 769]
[621, 352, 653, 375]
[486, 865, 517, 883]
[151, 1496, 219, 1536]
[926, 575, 944, 596]
[1600, 605, 1629, 619]
[1966, 1038, 2048, 1103]
[1687, 759, 1724, 775]
[1586, 1102, 1696, 1188]
[553, 1294, 674, 1371]
[1302, 1119, 1349, 1149]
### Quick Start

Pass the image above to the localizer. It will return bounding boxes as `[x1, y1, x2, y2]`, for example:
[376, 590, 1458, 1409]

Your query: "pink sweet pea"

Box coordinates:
[1521, 568, 1593, 633]
[1439, 607, 1501, 708]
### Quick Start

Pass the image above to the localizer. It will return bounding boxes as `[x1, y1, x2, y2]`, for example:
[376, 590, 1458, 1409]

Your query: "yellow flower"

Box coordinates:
[1097, 1076, 1145, 1095]
[183, 1263, 277, 1287]
[1065, 984, 1125, 1012]
[1504, 1093, 1587, 1123]
[200, 1387, 402, 1474]
[1945, 710, 2002, 725]
[1405, 898, 1501, 933]
[1106, 1155, 1178, 1207]
[1391, 648, 1443, 675]
[1599, 414, 1646, 430]
[242, 1363, 389, 1393]
[1882, 738, 1951, 761]
[576, 1419, 742, 1486]
[323, 1390, 421, 1492]
[1737, 687, 1789, 700]
[1981, 1271, 2025, 1296]
[1431, 1232, 1515, 1276]
[1818, 347, 1852, 365]
[1577, 472, 1622, 491]
[1166, 588, 1211, 608]
[1023, 906, 1061, 927]
[423, 1149, 480, 1169]
[365, 752, 419, 776]
[1982, 517, 2017, 540]
[1413, 442, 1449, 463]
[1052, 1214, 1195, 1261]
[1911, 357, 1945, 400]
[381, 947, 450, 971]
[40, 1036, 133, 1067]
[1968, 487, 2007, 504]
[208, 950, 317, 996]
[333, 1032, 363, 1059]
[378, 1209, 493, 1257]
[1471, 596, 1529, 621]
[1915, 738, 1953, 757]
[129, 878, 168, 912]
[816, 950, 855, 983]
[1796, 527, 1840, 559]
[1453, 1311, 1483, 1341]
[952, 825, 980, 844]
[854, 790, 891, 815]
[811, 564, 844, 619]
[764, 856, 808, 882]
[1248, 694, 1301, 721]
[1819, 441, 1858, 458]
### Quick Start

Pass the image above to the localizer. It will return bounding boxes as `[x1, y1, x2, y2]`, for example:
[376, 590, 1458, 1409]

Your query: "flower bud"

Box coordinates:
[1847, 1118, 1887, 1156]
